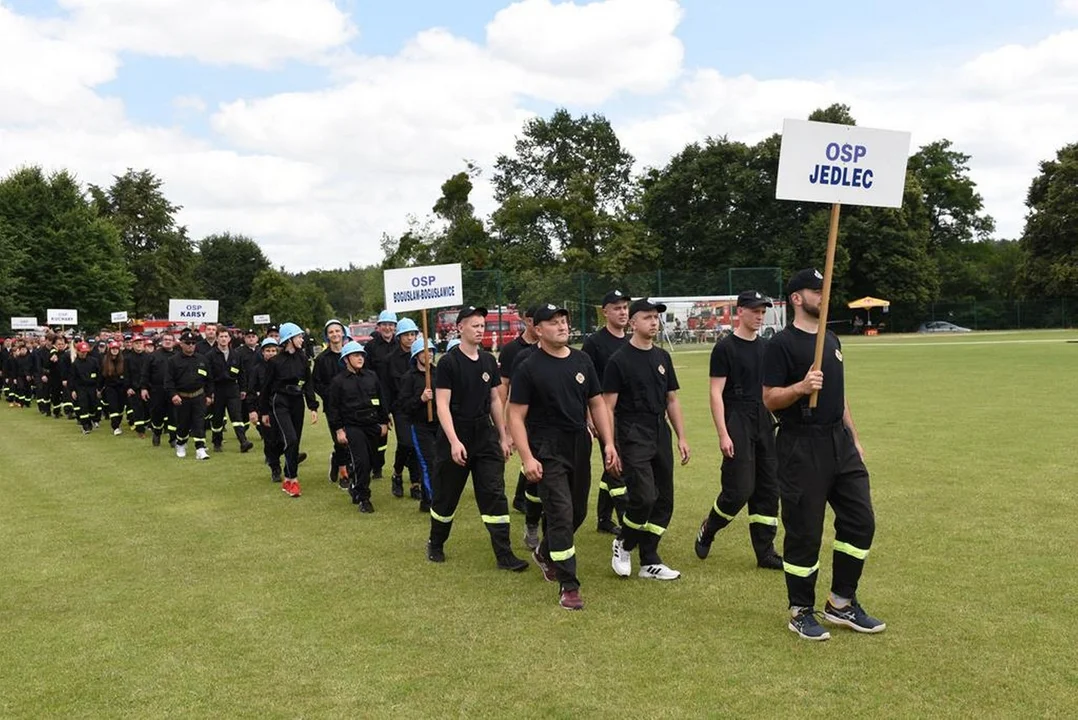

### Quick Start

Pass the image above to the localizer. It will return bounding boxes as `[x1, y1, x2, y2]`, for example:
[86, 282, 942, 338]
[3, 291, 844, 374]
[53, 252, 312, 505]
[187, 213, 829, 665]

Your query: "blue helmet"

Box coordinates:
[396, 318, 419, 336]
[339, 340, 366, 365]
[260, 337, 278, 349]
[446, 338, 461, 351]
[410, 336, 435, 362]
[278, 322, 303, 344]
[377, 310, 398, 325]
[323, 318, 349, 342]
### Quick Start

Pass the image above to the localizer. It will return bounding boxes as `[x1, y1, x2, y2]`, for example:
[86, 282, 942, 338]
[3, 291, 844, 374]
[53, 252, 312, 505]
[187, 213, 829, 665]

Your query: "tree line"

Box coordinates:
[2, 103, 1074, 330]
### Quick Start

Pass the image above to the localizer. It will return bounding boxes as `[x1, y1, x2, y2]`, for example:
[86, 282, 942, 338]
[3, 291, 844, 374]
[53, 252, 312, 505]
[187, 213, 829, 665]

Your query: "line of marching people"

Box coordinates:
[3, 272, 886, 637]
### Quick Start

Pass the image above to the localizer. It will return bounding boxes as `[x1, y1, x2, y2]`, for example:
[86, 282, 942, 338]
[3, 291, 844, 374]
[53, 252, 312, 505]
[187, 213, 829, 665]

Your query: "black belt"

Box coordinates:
[177, 388, 204, 399]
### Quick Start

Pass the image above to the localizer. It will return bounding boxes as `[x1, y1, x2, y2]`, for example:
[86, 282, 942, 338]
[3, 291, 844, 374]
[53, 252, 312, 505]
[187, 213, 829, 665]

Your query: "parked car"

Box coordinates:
[917, 321, 971, 333]
[348, 322, 377, 344]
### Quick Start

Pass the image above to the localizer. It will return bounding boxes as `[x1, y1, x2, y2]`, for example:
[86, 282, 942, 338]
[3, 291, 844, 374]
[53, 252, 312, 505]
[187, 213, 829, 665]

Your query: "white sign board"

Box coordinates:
[253, 314, 271, 325]
[47, 308, 78, 325]
[168, 299, 219, 323]
[11, 317, 38, 330]
[775, 119, 911, 208]
[111, 311, 129, 324]
[384, 263, 463, 313]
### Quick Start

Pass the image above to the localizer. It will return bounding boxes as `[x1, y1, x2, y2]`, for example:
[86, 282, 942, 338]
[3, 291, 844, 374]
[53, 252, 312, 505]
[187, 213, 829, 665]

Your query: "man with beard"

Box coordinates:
[763, 268, 884, 641]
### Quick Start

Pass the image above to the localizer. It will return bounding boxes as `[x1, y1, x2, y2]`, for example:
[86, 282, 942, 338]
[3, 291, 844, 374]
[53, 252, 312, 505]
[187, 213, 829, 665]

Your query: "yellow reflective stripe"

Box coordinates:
[609, 486, 627, 497]
[643, 522, 666, 536]
[833, 540, 870, 560]
[230, 366, 239, 374]
[231, 422, 246, 427]
[298, 380, 305, 387]
[377, 444, 387, 451]
[524, 491, 540, 503]
[90, 373, 97, 378]
[748, 514, 779, 527]
[598, 480, 609, 491]
[430, 509, 454, 524]
[783, 561, 819, 578]
[623, 517, 645, 530]
[371, 398, 380, 406]
[197, 369, 207, 376]
[549, 546, 575, 562]
[713, 501, 735, 521]
[481, 514, 511, 525]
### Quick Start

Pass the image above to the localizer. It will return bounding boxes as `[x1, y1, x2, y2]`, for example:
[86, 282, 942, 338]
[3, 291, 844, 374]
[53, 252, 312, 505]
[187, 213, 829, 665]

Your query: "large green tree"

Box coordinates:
[89, 169, 199, 316]
[0, 166, 132, 328]
[1016, 143, 1078, 297]
[491, 109, 636, 271]
[196, 232, 271, 323]
[243, 269, 335, 330]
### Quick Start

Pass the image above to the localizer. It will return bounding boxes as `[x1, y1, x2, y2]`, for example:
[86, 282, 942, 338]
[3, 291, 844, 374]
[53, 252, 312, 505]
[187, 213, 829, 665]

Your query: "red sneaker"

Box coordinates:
[532, 548, 558, 583]
[287, 480, 302, 498]
[559, 588, 584, 611]
[280, 479, 292, 494]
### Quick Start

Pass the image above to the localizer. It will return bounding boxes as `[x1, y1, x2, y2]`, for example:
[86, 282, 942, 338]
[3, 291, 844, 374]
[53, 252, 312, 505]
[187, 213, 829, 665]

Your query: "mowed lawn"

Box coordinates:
[2, 330, 1076, 718]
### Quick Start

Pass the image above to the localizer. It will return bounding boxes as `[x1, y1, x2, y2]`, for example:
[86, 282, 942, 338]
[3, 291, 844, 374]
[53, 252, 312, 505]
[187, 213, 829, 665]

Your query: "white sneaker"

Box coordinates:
[175, 444, 187, 458]
[113, 428, 122, 436]
[611, 538, 632, 577]
[639, 563, 681, 581]
[195, 447, 210, 461]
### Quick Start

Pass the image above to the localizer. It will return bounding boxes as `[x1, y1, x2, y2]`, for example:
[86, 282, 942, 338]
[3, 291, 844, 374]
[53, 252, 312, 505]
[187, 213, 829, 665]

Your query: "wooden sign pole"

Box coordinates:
[810, 202, 842, 409]
[421, 311, 433, 422]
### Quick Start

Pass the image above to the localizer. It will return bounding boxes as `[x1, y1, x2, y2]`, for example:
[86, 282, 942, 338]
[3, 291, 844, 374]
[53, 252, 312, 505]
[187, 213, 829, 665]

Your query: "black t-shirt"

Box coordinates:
[710, 334, 767, 403]
[510, 347, 600, 432]
[435, 346, 499, 420]
[498, 333, 537, 380]
[581, 327, 629, 381]
[602, 344, 679, 416]
[763, 326, 845, 425]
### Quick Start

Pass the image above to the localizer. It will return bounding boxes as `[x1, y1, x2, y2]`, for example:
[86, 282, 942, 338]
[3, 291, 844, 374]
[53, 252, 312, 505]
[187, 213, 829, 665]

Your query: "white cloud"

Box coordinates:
[55, 0, 356, 67]
[1058, 0, 1078, 16]
[0, 0, 1076, 274]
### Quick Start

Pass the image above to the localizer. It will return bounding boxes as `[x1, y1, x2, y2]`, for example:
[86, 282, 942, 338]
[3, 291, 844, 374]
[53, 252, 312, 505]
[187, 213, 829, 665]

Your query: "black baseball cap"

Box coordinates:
[629, 298, 667, 317]
[786, 268, 824, 295]
[456, 306, 487, 324]
[179, 330, 199, 344]
[244, 328, 258, 336]
[602, 289, 628, 306]
[533, 304, 569, 323]
[267, 324, 280, 333]
[523, 305, 538, 319]
[737, 291, 773, 309]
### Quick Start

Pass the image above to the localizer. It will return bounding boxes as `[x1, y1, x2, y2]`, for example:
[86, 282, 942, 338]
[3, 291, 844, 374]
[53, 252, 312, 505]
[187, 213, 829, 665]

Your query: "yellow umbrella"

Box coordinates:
[847, 296, 890, 309]
[847, 296, 890, 329]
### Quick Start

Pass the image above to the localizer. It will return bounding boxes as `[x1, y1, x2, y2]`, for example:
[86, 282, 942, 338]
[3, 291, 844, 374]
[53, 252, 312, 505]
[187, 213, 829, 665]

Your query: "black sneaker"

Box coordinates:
[496, 553, 529, 572]
[823, 599, 886, 634]
[788, 608, 831, 641]
[152, 433, 161, 447]
[359, 500, 375, 514]
[297, 452, 307, 464]
[391, 475, 404, 498]
[349, 485, 361, 505]
[419, 499, 430, 512]
[270, 467, 282, 484]
[239, 441, 253, 453]
[694, 520, 714, 559]
[426, 542, 445, 563]
[409, 484, 422, 500]
[371, 469, 383, 479]
[756, 548, 784, 570]
[596, 519, 621, 536]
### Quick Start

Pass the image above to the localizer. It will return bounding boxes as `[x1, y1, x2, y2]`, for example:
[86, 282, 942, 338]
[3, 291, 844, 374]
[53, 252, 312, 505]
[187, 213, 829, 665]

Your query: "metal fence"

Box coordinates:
[455, 268, 1075, 334]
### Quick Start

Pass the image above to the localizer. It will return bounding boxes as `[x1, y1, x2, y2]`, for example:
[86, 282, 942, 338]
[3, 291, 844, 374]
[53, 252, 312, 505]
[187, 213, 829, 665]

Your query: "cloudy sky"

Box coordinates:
[2, 0, 1076, 271]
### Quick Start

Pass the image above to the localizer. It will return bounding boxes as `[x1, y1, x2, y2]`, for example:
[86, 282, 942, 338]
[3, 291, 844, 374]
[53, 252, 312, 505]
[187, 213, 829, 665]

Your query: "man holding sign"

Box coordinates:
[763, 269, 884, 641]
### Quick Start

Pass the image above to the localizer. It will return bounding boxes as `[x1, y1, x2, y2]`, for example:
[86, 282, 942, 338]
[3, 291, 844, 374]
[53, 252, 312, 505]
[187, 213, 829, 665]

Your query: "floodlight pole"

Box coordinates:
[810, 202, 841, 409]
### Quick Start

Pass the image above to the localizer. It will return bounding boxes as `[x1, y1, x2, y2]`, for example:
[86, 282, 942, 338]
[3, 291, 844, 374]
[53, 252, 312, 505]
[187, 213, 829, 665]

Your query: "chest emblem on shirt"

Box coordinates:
[575, 372, 585, 385]
[658, 364, 666, 376]
[481, 372, 490, 383]
[835, 349, 843, 362]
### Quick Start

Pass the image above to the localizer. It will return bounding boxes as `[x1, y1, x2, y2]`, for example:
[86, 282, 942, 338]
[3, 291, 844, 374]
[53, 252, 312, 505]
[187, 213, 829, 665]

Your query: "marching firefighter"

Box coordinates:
[166, 330, 214, 460]
[363, 310, 398, 478]
[694, 291, 783, 569]
[259, 322, 319, 498]
[68, 341, 101, 433]
[312, 318, 351, 485]
[208, 328, 254, 453]
[141, 333, 178, 448]
[426, 306, 527, 573]
[397, 336, 438, 513]
[100, 340, 129, 435]
[326, 341, 389, 513]
[247, 337, 284, 483]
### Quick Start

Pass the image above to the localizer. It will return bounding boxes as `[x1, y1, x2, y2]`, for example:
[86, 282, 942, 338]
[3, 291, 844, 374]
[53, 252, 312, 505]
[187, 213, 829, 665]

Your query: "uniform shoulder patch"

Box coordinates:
[481, 371, 491, 383]
[657, 364, 666, 375]
[835, 348, 843, 362]
[575, 372, 585, 385]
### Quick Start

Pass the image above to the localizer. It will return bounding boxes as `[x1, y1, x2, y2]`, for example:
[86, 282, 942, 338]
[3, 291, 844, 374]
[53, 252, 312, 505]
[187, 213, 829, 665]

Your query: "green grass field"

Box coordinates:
[3, 330, 1077, 718]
